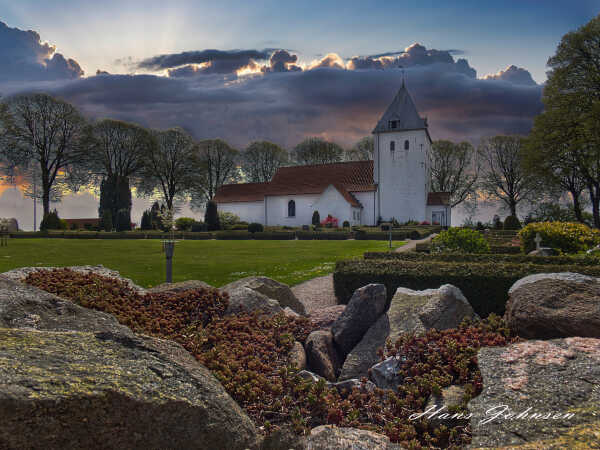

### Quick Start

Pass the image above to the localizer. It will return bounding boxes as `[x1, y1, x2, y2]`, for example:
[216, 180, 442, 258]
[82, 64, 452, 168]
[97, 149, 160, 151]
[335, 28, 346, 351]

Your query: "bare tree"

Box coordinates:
[429, 140, 479, 208]
[345, 136, 374, 161]
[0, 93, 87, 216]
[478, 135, 540, 217]
[85, 119, 154, 228]
[241, 141, 288, 182]
[191, 138, 240, 205]
[292, 137, 344, 165]
[137, 127, 197, 210]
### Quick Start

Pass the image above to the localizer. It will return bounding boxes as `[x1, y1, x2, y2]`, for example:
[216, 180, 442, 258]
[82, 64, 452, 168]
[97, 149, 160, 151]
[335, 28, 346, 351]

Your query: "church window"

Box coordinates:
[390, 141, 395, 152]
[404, 140, 410, 150]
[288, 200, 296, 217]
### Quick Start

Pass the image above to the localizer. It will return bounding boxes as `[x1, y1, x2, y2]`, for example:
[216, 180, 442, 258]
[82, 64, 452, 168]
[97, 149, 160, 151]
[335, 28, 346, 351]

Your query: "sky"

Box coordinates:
[0, 1, 598, 228]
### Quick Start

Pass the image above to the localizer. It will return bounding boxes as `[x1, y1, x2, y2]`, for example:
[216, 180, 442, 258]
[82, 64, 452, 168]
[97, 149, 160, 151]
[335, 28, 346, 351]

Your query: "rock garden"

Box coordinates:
[0, 222, 599, 449]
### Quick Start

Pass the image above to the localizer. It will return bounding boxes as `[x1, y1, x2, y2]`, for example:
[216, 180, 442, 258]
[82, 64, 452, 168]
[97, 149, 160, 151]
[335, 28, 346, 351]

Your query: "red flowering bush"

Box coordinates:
[320, 214, 339, 228]
[420, 220, 431, 225]
[25, 269, 516, 448]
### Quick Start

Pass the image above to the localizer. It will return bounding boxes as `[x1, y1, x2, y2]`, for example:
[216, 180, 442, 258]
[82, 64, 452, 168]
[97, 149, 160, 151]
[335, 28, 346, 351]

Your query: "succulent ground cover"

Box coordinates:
[26, 268, 516, 449]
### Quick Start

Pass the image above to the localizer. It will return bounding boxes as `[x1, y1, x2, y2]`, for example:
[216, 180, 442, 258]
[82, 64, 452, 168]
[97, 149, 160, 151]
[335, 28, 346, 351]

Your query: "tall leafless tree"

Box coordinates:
[137, 127, 198, 211]
[0, 93, 87, 216]
[241, 141, 288, 182]
[429, 140, 479, 208]
[479, 135, 540, 217]
[191, 138, 240, 206]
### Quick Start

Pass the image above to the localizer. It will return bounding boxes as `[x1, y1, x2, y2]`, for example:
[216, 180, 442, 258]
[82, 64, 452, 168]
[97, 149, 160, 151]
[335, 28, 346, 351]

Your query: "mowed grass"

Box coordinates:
[0, 239, 406, 288]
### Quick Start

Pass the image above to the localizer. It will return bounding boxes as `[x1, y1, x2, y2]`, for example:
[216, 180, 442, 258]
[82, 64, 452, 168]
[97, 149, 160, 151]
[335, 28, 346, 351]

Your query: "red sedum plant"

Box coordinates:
[26, 269, 516, 449]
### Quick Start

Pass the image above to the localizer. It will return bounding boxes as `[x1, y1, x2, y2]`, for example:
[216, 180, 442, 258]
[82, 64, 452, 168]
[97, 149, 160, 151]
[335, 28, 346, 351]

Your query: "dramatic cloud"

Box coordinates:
[308, 53, 345, 70]
[483, 65, 538, 85]
[138, 49, 270, 75]
[0, 21, 83, 81]
[262, 50, 302, 73]
[348, 43, 476, 78]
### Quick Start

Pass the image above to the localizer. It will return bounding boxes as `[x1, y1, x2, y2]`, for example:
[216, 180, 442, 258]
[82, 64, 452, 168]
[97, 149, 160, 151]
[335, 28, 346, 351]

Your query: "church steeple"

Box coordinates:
[372, 82, 427, 134]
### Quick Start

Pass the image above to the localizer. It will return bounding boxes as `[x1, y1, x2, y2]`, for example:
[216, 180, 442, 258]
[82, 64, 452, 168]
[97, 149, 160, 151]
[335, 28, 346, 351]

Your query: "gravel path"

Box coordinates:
[293, 237, 435, 314]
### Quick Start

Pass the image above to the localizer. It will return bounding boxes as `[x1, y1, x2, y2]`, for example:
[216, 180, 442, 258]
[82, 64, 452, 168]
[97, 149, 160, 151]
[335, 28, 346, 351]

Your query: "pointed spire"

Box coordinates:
[372, 73, 427, 134]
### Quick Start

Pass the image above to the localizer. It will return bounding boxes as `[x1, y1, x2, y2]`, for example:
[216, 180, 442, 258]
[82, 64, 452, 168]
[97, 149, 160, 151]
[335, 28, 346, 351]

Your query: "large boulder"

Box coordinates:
[339, 285, 477, 381]
[505, 272, 600, 339]
[221, 276, 306, 315]
[310, 305, 346, 330]
[0, 328, 259, 450]
[468, 338, 600, 448]
[305, 330, 342, 381]
[338, 314, 390, 382]
[0, 276, 134, 335]
[331, 284, 387, 358]
[306, 426, 402, 449]
[146, 279, 213, 294]
[225, 287, 283, 316]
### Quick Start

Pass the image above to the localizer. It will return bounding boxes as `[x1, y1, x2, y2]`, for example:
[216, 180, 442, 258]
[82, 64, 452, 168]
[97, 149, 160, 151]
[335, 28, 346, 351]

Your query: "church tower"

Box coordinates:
[372, 80, 431, 223]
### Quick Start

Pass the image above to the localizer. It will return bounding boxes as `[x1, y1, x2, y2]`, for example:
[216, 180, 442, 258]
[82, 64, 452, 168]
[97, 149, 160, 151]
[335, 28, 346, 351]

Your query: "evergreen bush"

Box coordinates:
[205, 201, 221, 231]
[503, 215, 521, 230]
[431, 228, 490, 254]
[40, 210, 62, 231]
[248, 222, 264, 233]
[312, 210, 320, 227]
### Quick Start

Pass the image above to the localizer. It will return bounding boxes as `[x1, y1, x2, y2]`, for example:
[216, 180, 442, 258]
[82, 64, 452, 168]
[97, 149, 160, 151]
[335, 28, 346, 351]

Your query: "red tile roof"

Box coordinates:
[213, 182, 270, 203]
[427, 192, 451, 206]
[214, 161, 375, 206]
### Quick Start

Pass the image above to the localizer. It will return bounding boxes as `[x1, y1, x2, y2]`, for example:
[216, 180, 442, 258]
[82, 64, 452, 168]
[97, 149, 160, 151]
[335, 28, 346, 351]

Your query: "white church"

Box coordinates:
[214, 82, 451, 227]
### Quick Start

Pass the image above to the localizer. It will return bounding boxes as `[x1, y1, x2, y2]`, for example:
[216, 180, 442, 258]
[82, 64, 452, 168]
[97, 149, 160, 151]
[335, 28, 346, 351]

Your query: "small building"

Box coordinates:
[214, 82, 451, 226]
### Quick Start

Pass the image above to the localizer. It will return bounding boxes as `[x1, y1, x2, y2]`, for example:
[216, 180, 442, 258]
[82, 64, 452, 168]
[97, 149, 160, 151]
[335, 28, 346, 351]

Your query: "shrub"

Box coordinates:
[363, 251, 600, 266]
[333, 259, 600, 316]
[312, 210, 320, 227]
[205, 201, 221, 231]
[321, 214, 338, 228]
[231, 224, 248, 230]
[101, 210, 113, 232]
[493, 215, 503, 229]
[191, 221, 206, 232]
[503, 215, 521, 230]
[342, 220, 350, 228]
[248, 222, 264, 233]
[140, 210, 153, 230]
[40, 210, 62, 231]
[59, 219, 68, 230]
[70, 222, 79, 230]
[420, 220, 430, 225]
[296, 231, 350, 240]
[431, 228, 490, 254]
[175, 217, 197, 231]
[518, 221, 600, 254]
[218, 211, 240, 228]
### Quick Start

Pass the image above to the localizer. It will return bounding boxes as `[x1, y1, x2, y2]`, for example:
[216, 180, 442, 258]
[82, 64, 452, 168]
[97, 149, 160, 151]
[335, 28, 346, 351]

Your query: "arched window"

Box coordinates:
[288, 200, 296, 217]
[390, 141, 395, 152]
[404, 140, 410, 150]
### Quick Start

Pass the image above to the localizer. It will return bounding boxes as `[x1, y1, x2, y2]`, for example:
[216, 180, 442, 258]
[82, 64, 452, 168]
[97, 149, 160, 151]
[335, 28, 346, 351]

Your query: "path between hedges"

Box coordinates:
[293, 237, 436, 314]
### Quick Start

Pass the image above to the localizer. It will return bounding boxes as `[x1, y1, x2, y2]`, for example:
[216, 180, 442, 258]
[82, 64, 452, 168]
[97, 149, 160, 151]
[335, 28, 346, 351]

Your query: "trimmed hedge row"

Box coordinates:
[413, 242, 520, 254]
[214, 231, 296, 240]
[296, 231, 351, 240]
[354, 229, 433, 240]
[10, 231, 214, 240]
[333, 259, 600, 317]
[363, 251, 600, 265]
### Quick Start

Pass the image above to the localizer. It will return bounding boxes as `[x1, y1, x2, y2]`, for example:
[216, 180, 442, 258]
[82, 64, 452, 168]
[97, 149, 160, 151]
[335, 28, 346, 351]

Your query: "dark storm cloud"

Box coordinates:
[0, 21, 83, 81]
[483, 65, 538, 85]
[348, 43, 476, 78]
[138, 49, 270, 72]
[262, 50, 302, 73]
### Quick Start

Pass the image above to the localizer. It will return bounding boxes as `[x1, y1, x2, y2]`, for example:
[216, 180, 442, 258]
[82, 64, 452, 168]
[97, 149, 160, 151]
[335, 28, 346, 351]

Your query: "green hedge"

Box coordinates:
[215, 231, 295, 240]
[355, 230, 429, 240]
[333, 259, 600, 317]
[9, 231, 214, 240]
[363, 251, 600, 265]
[489, 245, 521, 254]
[296, 231, 351, 240]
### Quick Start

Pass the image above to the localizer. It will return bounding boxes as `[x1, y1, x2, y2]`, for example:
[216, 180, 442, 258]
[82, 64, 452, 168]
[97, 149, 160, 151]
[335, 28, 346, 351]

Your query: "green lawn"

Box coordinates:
[0, 239, 405, 288]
